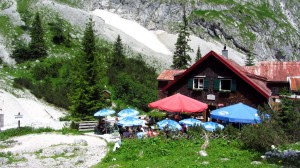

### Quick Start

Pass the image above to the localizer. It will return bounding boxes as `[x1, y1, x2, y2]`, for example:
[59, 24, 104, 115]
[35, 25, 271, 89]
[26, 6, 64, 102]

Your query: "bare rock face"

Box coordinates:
[93, 0, 187, 32]
[91, 0, 300, 61]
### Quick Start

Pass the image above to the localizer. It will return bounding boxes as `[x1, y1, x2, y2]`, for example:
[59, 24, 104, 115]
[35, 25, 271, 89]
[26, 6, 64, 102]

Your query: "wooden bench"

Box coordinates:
[78, 121, 98, 132]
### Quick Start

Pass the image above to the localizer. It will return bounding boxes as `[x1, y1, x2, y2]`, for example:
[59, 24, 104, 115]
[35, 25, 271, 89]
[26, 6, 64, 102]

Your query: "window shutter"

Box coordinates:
[231, 79, 237, 92]
[187, 78, 193, 89]
[214, 79, 220, 91]
[204, 78, 209, 90]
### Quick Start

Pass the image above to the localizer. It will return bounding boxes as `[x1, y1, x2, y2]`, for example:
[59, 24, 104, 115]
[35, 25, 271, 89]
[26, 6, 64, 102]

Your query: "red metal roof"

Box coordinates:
[288, 77, 300, 92]
[157, 69, 185, 81]
[244, 62, 300, 82]
[161, 51, 271, 98]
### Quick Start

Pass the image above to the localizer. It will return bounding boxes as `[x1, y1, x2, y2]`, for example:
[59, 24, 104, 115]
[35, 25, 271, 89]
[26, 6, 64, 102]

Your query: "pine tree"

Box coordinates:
[111, 35, 125, 69]
[69, 18, 108, 117]
[245, 52, 255, 66]
[29, 12, 47, 59]
[195, 45, 202, 62]
[108, 35, 125, 84]
[171, 7, 193, 69]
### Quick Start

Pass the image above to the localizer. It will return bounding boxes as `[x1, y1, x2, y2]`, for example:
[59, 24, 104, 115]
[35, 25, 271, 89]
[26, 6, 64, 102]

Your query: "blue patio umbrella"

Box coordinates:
[179, 118, 203, 127]
[117, 108, 139, 117]
[117, 116, 143, 127]
[94, 108, 115, 117]
[202, 122, 224, 132]
[210, 103, 261, 124]
[157, 119, 182, 131]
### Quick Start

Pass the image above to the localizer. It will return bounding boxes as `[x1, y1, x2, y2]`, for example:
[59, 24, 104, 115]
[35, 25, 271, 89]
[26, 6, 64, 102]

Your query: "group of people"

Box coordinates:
[119, 125, 159, 139]
[95, 118, 119, 135]
[94, 114, 192, 139]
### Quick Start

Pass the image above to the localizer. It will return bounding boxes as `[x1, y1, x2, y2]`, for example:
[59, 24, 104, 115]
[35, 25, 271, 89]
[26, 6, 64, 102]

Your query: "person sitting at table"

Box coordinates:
[163, 124, 171, 138]
[128, 126, 134, 135]
[95, 122, 101, 134]
[123, 127, 131, 138]
[153, 130, 160, 137]
[95, 119, 106, 134]
[137, 125, 144, 132]
[181, 124, 187, 134]
[113, 118, 119, 130]
[174, 114, 180, 121]
[147, 128, 154, 137]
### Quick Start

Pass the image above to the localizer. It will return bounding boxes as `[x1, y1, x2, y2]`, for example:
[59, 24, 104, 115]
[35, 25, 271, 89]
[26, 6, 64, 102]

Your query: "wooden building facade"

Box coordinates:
[157, 51, 271, 121]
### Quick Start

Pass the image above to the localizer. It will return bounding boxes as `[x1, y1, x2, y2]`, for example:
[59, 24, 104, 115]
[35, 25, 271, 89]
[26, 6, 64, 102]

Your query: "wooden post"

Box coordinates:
[17, 112, 20, 128]
[203, 110, 207, 122]
[15, 112, 23, 129]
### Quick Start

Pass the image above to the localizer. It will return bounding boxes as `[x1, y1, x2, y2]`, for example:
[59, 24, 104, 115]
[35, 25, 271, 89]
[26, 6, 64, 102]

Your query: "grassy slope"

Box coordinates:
[95, 137, 276, 168]
[0, 15, 23, 50]
[0, 0, 82, 83]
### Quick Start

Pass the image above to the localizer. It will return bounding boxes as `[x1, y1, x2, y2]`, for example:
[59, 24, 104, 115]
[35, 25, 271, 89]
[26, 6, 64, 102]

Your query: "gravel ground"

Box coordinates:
[0, 133, 108, 168]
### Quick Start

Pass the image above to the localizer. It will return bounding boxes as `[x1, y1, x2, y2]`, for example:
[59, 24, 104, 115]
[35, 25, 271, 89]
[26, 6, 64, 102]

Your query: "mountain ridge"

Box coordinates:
[0, 0, 299, 68]
[91, 0, 300, 61]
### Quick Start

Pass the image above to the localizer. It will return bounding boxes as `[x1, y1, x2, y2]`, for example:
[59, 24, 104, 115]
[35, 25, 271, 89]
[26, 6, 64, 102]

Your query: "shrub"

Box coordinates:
[188, 125, 205, 139]
[222, 124, 240, 139]
[240, 123, 286, 151]
[31, 60, 62, 80]
[239, 98, 300, 152]
[278, 98, 300, 143]
[13, 77, 33, 90]
[61, 125, 80, 135]
[59, 115, 72, 121]
[41, 83, 70, 109]
[11, 39, 31, 63]
[69, 121, 79, 130]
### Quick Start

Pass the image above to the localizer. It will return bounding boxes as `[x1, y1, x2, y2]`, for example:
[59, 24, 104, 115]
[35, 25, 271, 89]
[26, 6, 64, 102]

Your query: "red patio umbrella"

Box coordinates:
[148, 93, 208, 113]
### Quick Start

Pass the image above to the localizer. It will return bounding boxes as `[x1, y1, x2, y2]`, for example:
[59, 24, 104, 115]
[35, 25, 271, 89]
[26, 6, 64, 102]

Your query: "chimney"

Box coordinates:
[222, 44, 228, 58]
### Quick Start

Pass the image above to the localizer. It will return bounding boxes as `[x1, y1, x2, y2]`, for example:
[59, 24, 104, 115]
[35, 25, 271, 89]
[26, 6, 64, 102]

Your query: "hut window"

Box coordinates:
[220, 79, 231, 92]
[193, 78, 204, 90]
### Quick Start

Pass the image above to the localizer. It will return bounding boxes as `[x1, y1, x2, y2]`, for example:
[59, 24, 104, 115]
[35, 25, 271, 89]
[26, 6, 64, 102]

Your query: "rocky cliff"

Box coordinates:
[91, 0, 300, 61]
